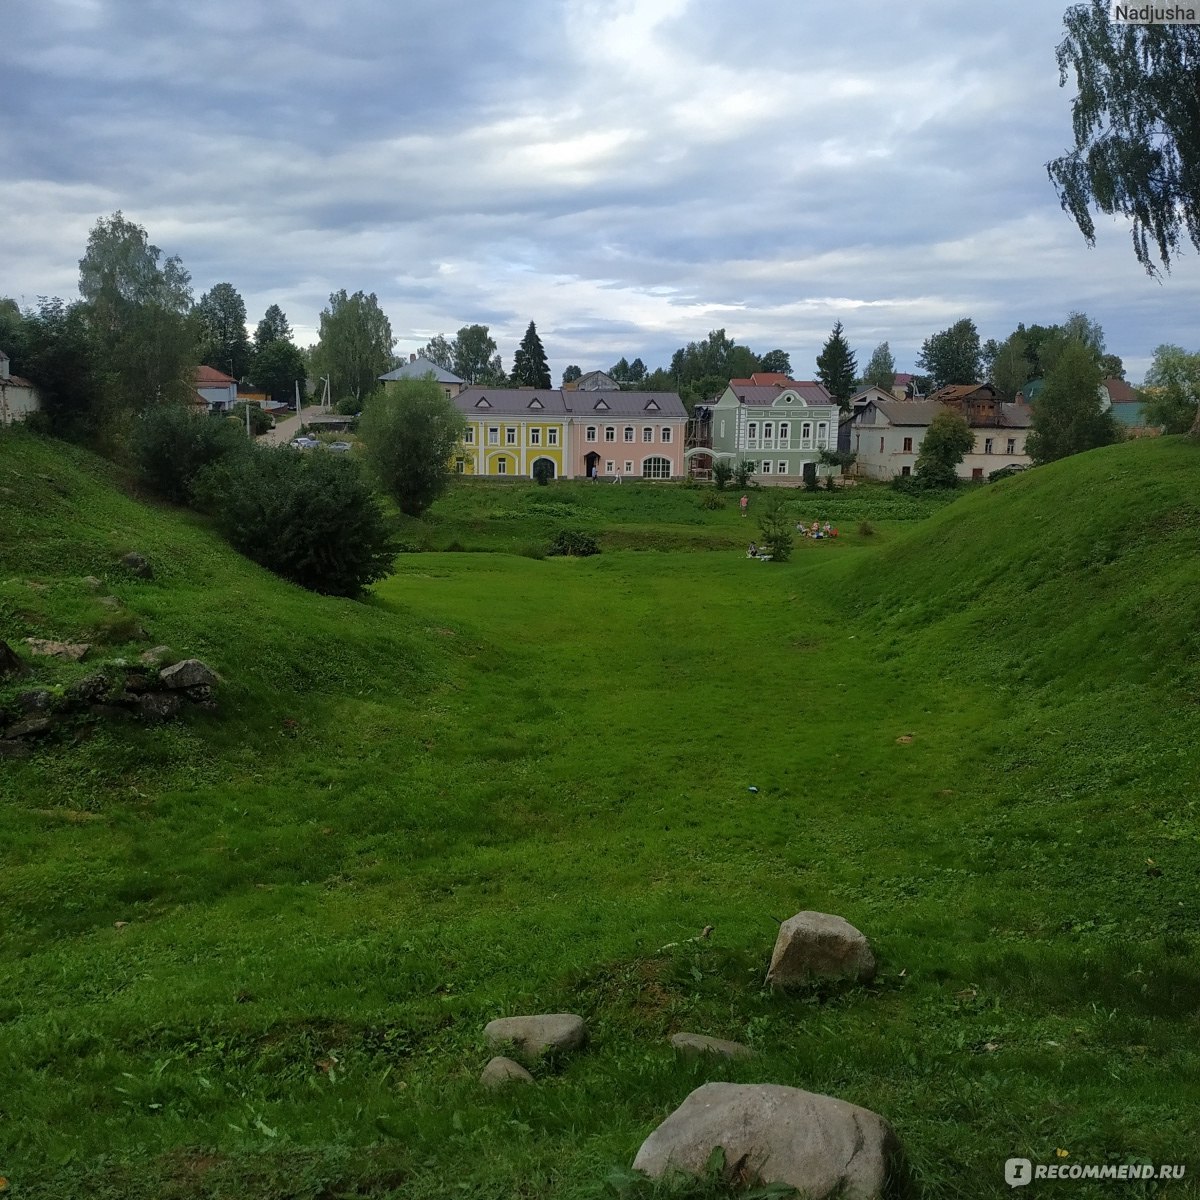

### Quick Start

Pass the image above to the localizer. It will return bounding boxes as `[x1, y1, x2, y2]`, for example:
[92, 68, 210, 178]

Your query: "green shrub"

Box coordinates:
[232, 401, 272, 436]
[712, 461, 733, 490]
[131, 404, 248, 505]
[193, 446, 395, 597]
[858, 519, 876, 536]
[700, 492, 726, 510]
[547, 529, 600, 557]
[732, 461, 755, 489]
[532, 459, 554, 486]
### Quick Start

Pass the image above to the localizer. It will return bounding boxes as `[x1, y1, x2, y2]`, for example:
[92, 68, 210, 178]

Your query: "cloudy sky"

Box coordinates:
[5, 0, 1198, 383]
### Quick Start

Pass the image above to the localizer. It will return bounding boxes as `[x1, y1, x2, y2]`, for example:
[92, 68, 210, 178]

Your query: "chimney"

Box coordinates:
[410, 353, 416, 363]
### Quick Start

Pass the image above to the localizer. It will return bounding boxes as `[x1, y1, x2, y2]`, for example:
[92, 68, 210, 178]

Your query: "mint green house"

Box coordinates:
[705, 376, 839, 481]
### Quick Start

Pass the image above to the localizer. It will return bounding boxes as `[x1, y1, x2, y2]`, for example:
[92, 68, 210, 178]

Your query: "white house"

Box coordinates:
[853, 387, 1034, 481]
[0, 350, 40, 425]
[194, 366, 238, 412]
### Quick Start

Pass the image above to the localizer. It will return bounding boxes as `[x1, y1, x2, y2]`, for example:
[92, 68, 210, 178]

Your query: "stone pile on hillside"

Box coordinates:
[0, 643, 220, 756]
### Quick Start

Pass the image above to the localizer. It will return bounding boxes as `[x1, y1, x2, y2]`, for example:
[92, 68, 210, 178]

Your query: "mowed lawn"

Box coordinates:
[2, 434, 1198, 1199]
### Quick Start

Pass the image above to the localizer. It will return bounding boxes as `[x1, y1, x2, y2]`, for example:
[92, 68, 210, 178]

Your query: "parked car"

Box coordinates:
[328, 441, 353, 452]
[988, 464, 1028, 482]
[290, 436, 320, 450]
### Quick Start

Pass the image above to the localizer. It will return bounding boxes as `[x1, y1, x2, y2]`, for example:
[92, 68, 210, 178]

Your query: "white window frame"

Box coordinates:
[761, 460, 772, 474]
[624, 460, 633, 473]
[488, 427, 499, 445]
[505, 427, 517, 446]
[984, 437, 994, 454]
[464, 427, 475, 445]
[497, 458, 507, 475]
[605, 460, 614, 473]
[623, 426, 634, 443]
[779, 422, 789, 442]
[548, 428, 559, 446]
[605, 427, 615, 442]
[530, 428, 541, 445]
[763, 422, 773, 441]
[586, 426, 596, 442]
[642, 426, 653, 442]
[661, 426, 672, 443]
[1007, 437, 1016, 454]
[778, 460, 787, 475]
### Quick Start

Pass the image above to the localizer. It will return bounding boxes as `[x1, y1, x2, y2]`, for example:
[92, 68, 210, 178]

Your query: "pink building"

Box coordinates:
[568, 390, 688, 480]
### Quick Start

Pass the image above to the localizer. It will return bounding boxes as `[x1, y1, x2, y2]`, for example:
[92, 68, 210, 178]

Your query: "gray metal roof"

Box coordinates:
[866, 399, 1034, 428]
[453, 387, 686, 419]
[724, 382, 836, 407]
[379, 356, 464, 384]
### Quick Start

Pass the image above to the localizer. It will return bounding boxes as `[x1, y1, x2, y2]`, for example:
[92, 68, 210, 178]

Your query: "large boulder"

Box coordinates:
[0, 640, 27, 679]
[483, 1014, 587, 1060]
[633, 1083, 900, 1200]
[766, 911, 876, 989]
[139, 692, 181, 722]
[158, 659, 219, 690]
[121, 552, 154, 579]
[24, 638, 90, 663]
[670, 1033, 754, 1062]
[480, 1056, 535, 1090]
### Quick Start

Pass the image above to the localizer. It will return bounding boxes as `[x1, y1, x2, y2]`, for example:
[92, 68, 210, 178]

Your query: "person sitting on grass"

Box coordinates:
[747, 542, 759, 558]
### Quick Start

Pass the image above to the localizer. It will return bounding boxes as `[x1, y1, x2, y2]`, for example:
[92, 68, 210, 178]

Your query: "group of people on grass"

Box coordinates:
[799, 521, 838, 539]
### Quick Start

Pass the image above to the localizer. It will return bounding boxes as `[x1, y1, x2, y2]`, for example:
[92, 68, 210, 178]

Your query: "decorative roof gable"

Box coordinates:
[475, 396, 492, 408]
[643, 398, 660, 411]
[527, 397, 544, 409]
[593, 398, 610, 410]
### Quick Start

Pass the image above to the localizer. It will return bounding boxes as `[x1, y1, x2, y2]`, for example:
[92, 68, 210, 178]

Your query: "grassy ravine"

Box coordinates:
[1, 429, 1198, 1200]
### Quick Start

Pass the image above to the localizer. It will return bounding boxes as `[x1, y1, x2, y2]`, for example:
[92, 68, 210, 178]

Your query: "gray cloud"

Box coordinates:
[4, 0, 1199, 383]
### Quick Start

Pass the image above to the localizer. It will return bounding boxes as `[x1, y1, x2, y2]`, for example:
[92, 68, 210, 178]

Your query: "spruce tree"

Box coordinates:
[512, 321, 551, 388]
[815, 321, 857, 408]
[862, 341, 896, 391]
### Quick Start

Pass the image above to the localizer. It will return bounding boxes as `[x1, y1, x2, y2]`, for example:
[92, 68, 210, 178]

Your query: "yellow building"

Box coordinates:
[453, 388, 571, 479]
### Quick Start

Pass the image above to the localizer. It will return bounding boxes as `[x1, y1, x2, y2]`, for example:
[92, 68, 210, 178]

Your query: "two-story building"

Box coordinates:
[570, 391, 687, 480]
[448, 388, 689, 479]
[707, 378, 839, 481]
[379, 355, 465, 400]
[194, 366, 238, 413]
[852, 386, 1034, 481]
[454, 387, 571, 478]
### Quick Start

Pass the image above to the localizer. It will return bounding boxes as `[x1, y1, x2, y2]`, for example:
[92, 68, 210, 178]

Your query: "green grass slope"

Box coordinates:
[1, 430, 1197, 1200]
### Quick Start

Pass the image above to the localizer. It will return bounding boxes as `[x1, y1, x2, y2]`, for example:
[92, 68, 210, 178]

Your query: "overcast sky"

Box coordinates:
[5, 0, 1198, 384]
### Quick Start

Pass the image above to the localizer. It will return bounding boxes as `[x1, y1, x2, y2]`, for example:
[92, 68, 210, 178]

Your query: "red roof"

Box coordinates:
[195, 365, 237, 385]
[1102, 376, 1136, 404]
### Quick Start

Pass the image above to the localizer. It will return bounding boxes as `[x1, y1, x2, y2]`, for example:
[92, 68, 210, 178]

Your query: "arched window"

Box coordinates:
[641, 456, 671, 479]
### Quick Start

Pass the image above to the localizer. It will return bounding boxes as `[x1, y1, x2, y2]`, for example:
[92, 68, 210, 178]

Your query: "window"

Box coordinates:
[802, 422, 812, 440]
[605, 460, 614, 473]
[971, 468, 983, 480]
[530, 428, 541, 445]
[605, 427, 615, 442]
[624, 426, 634, 442]
[779, 422, 789, 441]
[642, 427, 653, 442]
[879, 436, 885, 453]
[761, 460, 772, 474]
[1007, 437, 1016, 454]
[548, 428, 558, 446]
[464, 427, 475, 444]
[719, 420, 725, 438]
[506, 427, 516, 445]
[661, 427, 672, 443]
[642, 456, 670, 479]
[778, 461, 787, 475]
[497, 458, 507, 475]
[817, 422, 827, 442]
[901, 465, 911, 477]
[763, 422, 773, 440]
[624, 460, 632, 473]
[747, 422, 758, 440]
[586, 426, 597, 442]
[902, 437, 913, 453]
[488, 427, 499, 445]
[984, 437, 994, 454]
[455, 458, 465, 474]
